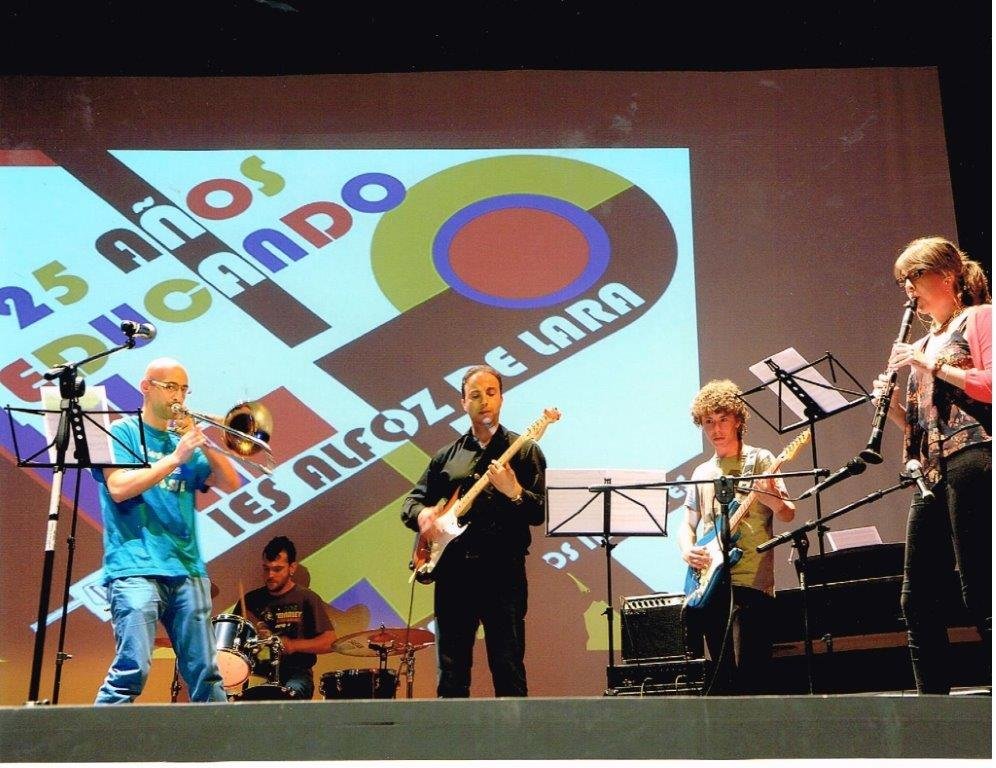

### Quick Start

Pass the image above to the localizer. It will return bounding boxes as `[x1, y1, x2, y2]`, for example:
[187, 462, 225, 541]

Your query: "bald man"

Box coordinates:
[94, 357, 241, 703]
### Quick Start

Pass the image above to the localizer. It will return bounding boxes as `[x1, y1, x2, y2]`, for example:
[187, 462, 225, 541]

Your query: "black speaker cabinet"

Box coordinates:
[620, 592, 686, 661]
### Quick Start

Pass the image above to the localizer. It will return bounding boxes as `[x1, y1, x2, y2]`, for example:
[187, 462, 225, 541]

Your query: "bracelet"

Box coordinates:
[509, 489, 524, 504]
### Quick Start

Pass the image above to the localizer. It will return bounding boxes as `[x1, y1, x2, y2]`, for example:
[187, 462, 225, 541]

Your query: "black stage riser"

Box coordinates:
[0, 696, 989, 761]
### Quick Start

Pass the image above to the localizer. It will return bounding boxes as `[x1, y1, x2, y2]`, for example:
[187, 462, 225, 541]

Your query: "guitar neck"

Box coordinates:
[454, 430, 532, 519]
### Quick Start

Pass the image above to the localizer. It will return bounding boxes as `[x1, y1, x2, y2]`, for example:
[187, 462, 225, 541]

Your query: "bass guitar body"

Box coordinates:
[682, 504, 743, 609]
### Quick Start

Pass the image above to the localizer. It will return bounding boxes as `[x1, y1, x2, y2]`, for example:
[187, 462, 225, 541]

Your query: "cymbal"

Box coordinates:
[324, 602, 370, 639]
[331, 627, 435, 657]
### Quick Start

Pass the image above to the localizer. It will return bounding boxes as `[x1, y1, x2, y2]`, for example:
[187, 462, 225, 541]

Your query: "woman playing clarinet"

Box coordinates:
[872, 236, 991, 694]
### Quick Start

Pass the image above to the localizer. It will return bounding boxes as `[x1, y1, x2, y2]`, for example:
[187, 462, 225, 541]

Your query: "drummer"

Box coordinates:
[234, 536, 335, 699]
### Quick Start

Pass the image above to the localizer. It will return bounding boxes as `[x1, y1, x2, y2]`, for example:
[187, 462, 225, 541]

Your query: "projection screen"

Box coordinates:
[0, 68, 962, 702]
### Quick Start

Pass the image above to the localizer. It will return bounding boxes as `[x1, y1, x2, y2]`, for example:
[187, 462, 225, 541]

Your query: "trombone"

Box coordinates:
[170, 401, 275, 475]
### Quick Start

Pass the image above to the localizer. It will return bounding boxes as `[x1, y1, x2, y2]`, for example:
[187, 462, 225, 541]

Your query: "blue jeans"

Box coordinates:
[280, 668, 315, 700]
[96, 575, 227, 704]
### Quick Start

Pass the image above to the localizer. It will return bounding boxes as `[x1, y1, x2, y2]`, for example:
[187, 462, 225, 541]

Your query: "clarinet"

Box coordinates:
[859, 297, 918, 464]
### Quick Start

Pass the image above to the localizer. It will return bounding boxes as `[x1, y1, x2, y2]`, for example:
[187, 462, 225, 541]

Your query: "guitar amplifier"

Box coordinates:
[620, 592, 686, 661]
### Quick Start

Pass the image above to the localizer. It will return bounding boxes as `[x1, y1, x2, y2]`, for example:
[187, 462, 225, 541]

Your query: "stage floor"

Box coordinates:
[1, 692, 990, 762]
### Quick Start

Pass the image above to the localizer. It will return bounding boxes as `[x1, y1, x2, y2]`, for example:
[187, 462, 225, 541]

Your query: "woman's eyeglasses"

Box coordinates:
[895, 268, 927, 287]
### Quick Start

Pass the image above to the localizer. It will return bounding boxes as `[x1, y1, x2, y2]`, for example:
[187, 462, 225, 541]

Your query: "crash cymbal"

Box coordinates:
[324, 602, 370, 639]
[331, 627, 435, 657]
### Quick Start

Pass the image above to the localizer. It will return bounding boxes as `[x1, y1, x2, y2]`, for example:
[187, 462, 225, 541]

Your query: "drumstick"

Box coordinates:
[237, 581, 265, 643]
[238, 579, 248, 620]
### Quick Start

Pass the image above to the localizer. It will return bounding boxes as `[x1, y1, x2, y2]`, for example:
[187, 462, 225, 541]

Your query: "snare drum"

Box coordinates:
[320, 668, 398, 700]
[230, 683, 297, 702]
[211, 613, 257, 689]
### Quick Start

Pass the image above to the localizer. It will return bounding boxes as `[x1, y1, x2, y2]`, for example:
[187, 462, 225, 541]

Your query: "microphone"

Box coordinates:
[797, 457, 867, 500]
[120, 320, 157, 340]
[904, 459, 935, 502]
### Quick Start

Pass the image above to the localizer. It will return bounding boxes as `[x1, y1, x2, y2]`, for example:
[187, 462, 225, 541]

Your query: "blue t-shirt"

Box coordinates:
[93, 417, 212, 584]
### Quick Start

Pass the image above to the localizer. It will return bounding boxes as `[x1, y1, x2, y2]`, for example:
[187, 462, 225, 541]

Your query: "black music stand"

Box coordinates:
[742, 348, 867, 556]
[739, 348, 867, 694]
[548, 468, 822, 694]
[546, 469, 669, 684]
[4, 335, 149, 705]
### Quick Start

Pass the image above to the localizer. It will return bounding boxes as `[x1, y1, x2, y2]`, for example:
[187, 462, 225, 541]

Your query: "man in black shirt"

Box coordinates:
[402, 364, 547, 697]
[236, 536, 335, 699]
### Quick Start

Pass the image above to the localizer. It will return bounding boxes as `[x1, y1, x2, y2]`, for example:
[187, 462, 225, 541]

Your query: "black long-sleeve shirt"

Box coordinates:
[401, 424, 547, 559]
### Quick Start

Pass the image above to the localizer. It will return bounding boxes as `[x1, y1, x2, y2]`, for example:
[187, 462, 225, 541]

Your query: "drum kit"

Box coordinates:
[161, 617, 435, 702]
[322, 625, 435, 701]
[211, 613, 293, 702]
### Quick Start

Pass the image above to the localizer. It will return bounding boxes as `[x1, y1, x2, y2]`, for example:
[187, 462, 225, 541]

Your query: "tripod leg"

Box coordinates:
[405, 647, 415, 699]
[28, 468, 66, 704]
[170, 659, 182, 703]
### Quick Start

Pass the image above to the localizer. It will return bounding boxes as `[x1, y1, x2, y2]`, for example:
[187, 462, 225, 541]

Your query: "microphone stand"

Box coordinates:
[9, 332, 148, 705]
[706, 476, 736, 696]
[756, 475, 919, 695]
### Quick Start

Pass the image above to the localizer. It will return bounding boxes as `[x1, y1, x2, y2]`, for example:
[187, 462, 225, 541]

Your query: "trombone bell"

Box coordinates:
[170, 400, 275, 474]
[223, 401, 273, 458]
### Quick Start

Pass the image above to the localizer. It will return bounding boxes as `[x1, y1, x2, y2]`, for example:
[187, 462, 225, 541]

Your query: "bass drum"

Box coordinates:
[320, 669, 398, 700]
[211, 613, 257, 690]
[230, 683, 297, 702]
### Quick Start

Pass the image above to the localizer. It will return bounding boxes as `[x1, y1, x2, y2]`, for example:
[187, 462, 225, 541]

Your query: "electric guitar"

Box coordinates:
[683, 429, 811, 610]
[409, 407, 561, 585]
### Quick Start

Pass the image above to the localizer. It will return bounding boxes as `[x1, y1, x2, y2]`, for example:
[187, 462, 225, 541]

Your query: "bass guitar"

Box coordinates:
[683, 428, 810, 610]
[410, 407, 561, 585]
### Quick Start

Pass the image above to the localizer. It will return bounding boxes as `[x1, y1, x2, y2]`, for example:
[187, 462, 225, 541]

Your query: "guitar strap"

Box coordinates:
[461, 429, 514, 500]
[735, 447, 759, 498]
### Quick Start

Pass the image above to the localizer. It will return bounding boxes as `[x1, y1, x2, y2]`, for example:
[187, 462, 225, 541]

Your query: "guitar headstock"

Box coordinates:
[781, 428, 812, 462]
[526, 407, 562, 441]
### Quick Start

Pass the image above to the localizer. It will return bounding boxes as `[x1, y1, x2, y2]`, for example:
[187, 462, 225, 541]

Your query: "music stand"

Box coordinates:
[743, 347, 867, 556]
[4, 334, 150, 705]
[741, 347, 868, 694]
[546, 469, 669, 681]
[548, 467, 820, 694]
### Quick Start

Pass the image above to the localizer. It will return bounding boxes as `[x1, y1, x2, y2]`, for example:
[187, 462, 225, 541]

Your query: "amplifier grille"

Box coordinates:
[620, 592, 686, 661]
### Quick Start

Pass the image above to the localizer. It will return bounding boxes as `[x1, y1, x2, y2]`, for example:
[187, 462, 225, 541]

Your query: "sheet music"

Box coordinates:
[41, 385, 116, 466]
[826, 526, 883, 551]
[546, 468, 668, 536]
[749, 347, 851, 419]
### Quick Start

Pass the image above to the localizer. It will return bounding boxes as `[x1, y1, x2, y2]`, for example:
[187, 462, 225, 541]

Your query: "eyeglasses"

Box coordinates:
[148, 379, 191, 396]
[895, 268, 927, 287]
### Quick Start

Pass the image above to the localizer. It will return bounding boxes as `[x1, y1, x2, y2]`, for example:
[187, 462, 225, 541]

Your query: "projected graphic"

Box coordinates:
[1, 147, 699, 698]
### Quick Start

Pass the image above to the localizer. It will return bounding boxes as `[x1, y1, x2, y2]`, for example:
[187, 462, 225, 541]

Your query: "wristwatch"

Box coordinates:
[509, 489, 524, 504]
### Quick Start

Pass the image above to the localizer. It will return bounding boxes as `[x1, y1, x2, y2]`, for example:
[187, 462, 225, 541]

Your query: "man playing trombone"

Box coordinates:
[93, 357, 242, 703]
